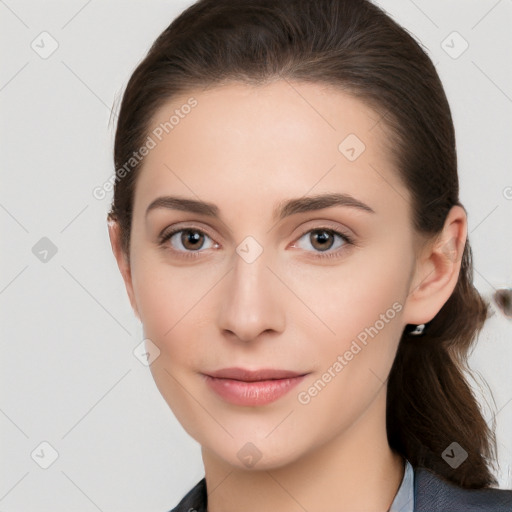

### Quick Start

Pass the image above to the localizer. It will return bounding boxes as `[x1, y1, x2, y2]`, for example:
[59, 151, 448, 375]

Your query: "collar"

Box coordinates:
[389, 458, 414, 512]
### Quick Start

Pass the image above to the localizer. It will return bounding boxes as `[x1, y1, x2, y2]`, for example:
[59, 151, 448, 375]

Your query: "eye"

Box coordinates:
[159, 227, 218, 256]
[292, 228, 354, 259]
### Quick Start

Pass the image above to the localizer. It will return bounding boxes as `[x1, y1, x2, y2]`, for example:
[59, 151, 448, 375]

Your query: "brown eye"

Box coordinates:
[160, 227, 216, 254]
[292, 227, 354, 259]
[180, 230, 205, 251]
[309, 230, 336, 251]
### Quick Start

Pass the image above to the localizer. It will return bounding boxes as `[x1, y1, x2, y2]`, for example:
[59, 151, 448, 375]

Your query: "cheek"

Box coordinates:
[287, 255, 408, 431]
[131, 252, 189, 324]
[135, 263, 208, 425]
[283, 244, 410, 347]
[130, 259, 177, 346]
[131, 260, 217, 367]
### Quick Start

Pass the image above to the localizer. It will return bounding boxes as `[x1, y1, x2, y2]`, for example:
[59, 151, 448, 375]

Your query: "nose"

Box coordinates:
[217, 245, 286, 343]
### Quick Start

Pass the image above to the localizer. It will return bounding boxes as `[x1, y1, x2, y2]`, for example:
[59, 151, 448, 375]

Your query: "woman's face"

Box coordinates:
[118, 80, 422, 470]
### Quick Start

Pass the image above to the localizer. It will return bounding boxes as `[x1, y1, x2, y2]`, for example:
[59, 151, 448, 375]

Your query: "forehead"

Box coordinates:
[133, 80, 410, 222]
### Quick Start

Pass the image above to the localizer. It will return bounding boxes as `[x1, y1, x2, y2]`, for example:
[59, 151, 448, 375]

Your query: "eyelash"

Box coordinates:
[157, 226, 355, 261]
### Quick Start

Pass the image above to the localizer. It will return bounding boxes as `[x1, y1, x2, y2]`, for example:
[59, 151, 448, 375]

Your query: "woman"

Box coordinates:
[107, 0, 512, 510]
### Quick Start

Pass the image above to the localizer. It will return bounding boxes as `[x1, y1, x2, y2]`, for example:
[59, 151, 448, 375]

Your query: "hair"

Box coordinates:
[108, 0, 499, 488]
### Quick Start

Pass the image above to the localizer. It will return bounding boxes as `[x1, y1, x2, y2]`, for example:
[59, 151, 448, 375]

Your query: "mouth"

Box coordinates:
[202, 367, 310, 406]
[205, 367, 308, 382]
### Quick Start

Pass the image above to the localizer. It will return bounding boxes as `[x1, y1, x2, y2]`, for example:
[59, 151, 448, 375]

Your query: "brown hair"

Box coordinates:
[108, 0, 499, 488]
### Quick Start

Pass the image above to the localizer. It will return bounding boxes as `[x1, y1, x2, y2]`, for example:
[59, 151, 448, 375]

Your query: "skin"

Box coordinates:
[109, 80, 467, 512]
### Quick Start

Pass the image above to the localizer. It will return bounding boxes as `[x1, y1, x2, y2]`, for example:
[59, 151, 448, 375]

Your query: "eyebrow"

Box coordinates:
[145, 192, 375, 222]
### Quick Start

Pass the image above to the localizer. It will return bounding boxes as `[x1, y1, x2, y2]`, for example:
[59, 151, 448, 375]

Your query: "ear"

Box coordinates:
[402, 205, 467, 325]
[108, 219, 140, 321]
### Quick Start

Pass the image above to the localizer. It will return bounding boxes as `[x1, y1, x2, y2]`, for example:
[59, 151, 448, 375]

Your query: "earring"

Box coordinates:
[408, 323, 426, 336]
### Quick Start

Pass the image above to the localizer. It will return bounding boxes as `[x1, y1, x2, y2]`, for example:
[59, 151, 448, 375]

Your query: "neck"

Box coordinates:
[202, 386, 405, 512]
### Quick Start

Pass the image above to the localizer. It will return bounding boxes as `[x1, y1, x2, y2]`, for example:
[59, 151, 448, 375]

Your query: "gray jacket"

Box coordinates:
[168, 467, 512, 511]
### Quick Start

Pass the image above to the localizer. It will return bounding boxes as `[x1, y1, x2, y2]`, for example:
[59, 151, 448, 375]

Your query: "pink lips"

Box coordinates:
[203, 367, 309, 406]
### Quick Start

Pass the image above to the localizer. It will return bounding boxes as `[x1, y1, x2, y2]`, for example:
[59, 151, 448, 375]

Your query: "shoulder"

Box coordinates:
[414, 466, 512, 512]
[167, 477, 207, 512]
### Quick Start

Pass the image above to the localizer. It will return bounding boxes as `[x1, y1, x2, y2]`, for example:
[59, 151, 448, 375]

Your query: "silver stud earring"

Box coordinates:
[408, 323, 426, 336]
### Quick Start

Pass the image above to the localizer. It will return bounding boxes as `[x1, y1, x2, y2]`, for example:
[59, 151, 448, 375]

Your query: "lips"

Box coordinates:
[203, 368, 309, 406]
[205, 367, 307, 382]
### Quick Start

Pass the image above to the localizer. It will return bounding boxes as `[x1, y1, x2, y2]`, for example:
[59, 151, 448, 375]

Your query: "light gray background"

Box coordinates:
[1, 1, 511, 510]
